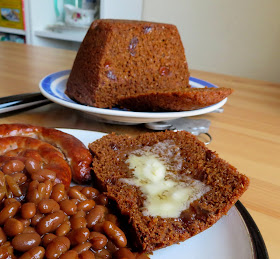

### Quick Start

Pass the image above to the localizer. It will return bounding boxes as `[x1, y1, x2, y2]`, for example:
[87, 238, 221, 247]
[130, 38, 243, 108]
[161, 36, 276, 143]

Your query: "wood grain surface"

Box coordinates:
[0, 42, 279, 258]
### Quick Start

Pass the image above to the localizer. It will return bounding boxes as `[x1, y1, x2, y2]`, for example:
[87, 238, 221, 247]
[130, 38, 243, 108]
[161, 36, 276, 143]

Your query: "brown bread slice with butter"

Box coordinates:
[89, 131, 249, 253]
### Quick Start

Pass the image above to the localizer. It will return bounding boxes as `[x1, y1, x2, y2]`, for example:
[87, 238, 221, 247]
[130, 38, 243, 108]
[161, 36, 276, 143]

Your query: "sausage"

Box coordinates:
[0, 136, 71, 188]
[0, 124, 92, 184]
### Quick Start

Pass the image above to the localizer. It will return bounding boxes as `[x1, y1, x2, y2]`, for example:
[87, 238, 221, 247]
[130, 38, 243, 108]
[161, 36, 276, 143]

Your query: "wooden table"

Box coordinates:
[0, 42, 279, 258]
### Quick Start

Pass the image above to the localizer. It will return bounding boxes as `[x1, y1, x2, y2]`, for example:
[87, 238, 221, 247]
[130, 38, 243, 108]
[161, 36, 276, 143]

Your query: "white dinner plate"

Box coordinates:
[39, 70, 228, 125]
[59, 128, 268, 259]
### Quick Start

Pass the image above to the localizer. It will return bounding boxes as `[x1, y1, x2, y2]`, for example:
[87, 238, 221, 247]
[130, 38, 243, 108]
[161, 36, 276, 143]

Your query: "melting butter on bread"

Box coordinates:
[89, 131, 249, 252]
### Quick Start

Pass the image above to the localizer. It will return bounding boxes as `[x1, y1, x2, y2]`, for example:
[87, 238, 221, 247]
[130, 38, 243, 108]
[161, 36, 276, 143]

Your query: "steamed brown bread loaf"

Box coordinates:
[89, 131, 249, 252]
[66, 19, 190, 108]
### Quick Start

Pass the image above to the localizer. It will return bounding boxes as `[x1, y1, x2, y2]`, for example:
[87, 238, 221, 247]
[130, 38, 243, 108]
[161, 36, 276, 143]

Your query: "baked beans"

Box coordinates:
[25, 157, 42, 174]
[22, 226, 36, 234]
[67, 227, 90, 246]
[36, 210, 65, 235]
[0, 186, 5, 202]
[37, 199, 60, 214]
[4, 198, 18, 207]
[31, 169, 56, 183]
[106, 239, 118, 254]
[0, 152, 150, 259]
[0, 171, 6, 186]
[70, 216, 87, 230]
[68, 188, 87, 201]
[11, 172, 27, 185]
[44, 179, 53, 199]
[103, 221, 127, 248]
[0, 227, 7, 245]
[77, 199, 95, 212]
[79, 250, 95, 259]
[3, 218, 24, 236]
[21, 202, 36, 219]
[94, 248, 111, 259]
[51, 183, 67, 202]
[89, 231, 108, 250]
[0, 201, 21, 225]
[71, 185, 83, 192]
[96, 194, 109, 206]
[11, 232, 41, 252]
[2, 160, 25, 175]
[60, 250, 79, 259]
[19, 246, 45, 259]
[42, 233, 57, 247]
[17, 218, 30, 228]
[45, 236, 71, 258]
[0, 241, 14, 258]
[60, 199, 77, 216]
[92, 222, 105, 233]
[56, 221, 71, 237]
[5, 175, 22, 197]
[72, 242, 92, 254]
[106, 213, 119, 226]
[81, 186, 99, 200]
[114, 248, 136, 259]
[86, 205, 107, 228]
[72, 210, 86, 219]
[30, 212, 44, 226]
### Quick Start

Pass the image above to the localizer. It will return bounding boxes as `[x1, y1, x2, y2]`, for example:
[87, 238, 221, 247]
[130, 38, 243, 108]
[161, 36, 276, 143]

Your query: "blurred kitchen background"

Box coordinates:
[0, 0, 279, 83]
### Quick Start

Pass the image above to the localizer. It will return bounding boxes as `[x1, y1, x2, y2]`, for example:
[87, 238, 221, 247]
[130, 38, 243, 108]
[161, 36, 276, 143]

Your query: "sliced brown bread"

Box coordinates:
[66, 19, 190, 108]
[89, 131, 249, 253]
[117, 87, 233, 111]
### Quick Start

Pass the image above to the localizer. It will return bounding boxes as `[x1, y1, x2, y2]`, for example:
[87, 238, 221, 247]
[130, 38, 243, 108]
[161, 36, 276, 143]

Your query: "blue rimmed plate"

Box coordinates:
[39, 70, 228, 125]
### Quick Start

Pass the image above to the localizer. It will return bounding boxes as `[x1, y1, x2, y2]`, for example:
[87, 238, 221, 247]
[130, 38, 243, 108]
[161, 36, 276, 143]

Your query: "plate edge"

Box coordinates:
[235, 201, 269, 259]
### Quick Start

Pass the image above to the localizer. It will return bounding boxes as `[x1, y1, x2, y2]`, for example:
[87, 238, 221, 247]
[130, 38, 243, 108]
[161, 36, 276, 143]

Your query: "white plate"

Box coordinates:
[39, 70, 228, 125]
[59, 128, 268, 259]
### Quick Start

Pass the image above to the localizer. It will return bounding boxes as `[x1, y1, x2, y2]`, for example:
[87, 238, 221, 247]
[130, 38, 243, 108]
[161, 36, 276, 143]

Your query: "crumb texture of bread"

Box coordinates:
[66, 19, 190, 108]
[118, 87, 233, 111]
[89, 131, 249, 252]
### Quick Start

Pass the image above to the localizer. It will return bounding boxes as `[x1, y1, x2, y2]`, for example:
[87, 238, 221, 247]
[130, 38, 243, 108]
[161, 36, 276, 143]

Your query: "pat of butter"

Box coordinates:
[128, 154, 166, 182]
[125, 153, 210, 218]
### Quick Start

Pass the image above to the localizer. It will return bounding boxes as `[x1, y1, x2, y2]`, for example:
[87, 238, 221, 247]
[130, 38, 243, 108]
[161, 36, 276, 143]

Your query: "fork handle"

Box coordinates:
[0, 92, 51, 114]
